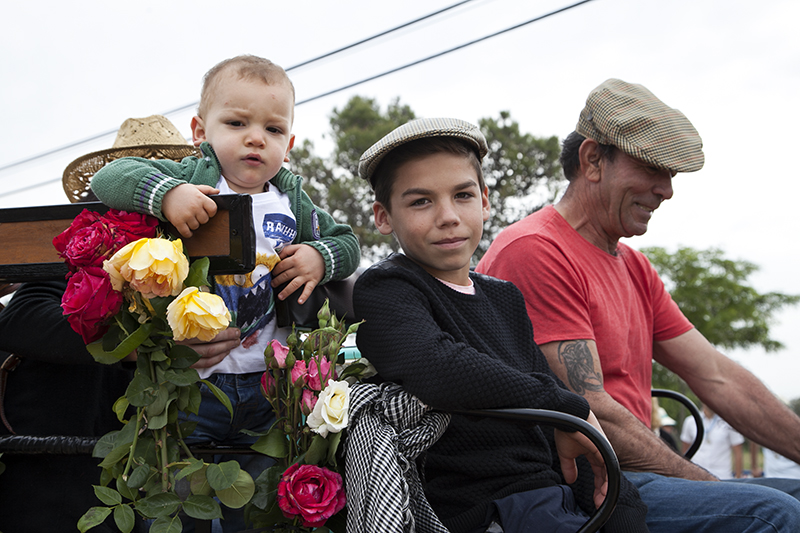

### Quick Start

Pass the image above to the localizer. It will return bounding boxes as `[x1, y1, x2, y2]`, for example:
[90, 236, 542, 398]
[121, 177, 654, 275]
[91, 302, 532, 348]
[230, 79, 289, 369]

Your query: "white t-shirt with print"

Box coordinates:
[196, 177, 296, 379]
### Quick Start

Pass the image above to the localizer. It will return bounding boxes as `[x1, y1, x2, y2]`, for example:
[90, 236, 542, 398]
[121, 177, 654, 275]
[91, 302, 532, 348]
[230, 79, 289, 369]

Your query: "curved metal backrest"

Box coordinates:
[452, 408, 619, 533]
[651, 388, 704, 460]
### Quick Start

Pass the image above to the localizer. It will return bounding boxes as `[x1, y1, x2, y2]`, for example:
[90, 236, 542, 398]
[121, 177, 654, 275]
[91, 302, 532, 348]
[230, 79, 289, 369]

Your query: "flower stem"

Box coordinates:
[121, 407, 145, 480]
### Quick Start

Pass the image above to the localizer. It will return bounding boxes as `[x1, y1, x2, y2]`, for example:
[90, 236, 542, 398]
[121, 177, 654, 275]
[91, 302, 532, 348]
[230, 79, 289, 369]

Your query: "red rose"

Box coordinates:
[276, 464, 346, 528]
[53, 210, 107, 269]
[62, 266, 123, 343]
[102, 209, 159, 242]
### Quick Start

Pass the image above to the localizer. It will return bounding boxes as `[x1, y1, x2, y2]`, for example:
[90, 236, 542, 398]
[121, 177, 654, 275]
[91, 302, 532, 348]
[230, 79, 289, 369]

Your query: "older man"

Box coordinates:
[478, 78, 800, 532]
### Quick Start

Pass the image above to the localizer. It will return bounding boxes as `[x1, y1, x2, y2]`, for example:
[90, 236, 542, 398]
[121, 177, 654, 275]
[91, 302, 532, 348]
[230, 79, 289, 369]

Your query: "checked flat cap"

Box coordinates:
[577, 79, 704, 173]
[358, 117, 488, 186]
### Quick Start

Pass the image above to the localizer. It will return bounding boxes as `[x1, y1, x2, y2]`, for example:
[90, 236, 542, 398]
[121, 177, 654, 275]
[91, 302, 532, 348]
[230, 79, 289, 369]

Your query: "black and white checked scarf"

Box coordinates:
[345, 382, 451, 533]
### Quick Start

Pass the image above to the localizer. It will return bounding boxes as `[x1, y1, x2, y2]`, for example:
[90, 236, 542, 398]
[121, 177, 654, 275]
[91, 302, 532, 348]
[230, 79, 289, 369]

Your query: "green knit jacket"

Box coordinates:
[91, 142, 360, 283]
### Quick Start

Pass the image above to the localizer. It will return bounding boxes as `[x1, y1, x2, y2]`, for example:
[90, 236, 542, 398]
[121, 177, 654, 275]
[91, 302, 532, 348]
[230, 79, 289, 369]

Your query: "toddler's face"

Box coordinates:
[193, 75, 295, 194]
[373, 151, 489, 286]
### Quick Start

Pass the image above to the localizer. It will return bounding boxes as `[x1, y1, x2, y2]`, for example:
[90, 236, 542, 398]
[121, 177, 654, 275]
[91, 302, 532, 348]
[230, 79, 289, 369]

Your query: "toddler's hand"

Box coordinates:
[271, 244, 325, 304]
[178, 327, 241, 369]
[162, 184, 219, 238]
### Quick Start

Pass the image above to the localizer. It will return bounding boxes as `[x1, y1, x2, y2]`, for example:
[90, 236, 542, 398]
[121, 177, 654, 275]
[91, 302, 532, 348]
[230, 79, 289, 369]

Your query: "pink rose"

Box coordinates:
[260, 371, 275, 398]
[101, 209, 159, 242]
[277, 464, 346, 528]
[53, 210, 111, 269]
[61, 267, 123, 343]
[301, 389, 318, 416]
[307, 358, 333, 391]
[270, 339, 291, 368]
[291, 360, 307, 387]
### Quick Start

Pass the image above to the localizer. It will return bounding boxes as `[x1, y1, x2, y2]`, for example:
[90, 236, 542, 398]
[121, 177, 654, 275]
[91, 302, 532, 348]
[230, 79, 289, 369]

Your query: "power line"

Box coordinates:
[0, 0, 479, 175]
[1, 0, 596, 199]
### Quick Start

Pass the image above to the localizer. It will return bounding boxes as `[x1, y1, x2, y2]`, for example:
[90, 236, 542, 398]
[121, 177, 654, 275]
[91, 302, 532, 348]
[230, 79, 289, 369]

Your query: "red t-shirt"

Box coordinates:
[477, 206, 693, 425]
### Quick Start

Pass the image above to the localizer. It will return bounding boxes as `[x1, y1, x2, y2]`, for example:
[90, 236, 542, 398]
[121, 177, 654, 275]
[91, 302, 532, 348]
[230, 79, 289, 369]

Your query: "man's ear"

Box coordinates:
[284, 134, 295, 162]
[578, 138, 603, 183]
[373, 201, 394, 236]
[190, 116, 206, 147]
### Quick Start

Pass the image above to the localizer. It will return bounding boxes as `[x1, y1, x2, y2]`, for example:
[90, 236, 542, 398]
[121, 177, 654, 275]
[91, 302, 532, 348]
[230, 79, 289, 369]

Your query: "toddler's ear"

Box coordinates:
[190, 116, 206, 147]
[284, 134, 296, 163]
[373, 202, 393, 236]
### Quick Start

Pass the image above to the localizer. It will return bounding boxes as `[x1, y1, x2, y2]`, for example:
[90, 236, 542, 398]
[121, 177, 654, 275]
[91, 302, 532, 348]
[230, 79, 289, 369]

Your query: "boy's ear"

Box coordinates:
[481, 185, 491, 222]
[373, 201, 394, 236]
[284, 134, 295, 163]
[190, 116, 206, 147]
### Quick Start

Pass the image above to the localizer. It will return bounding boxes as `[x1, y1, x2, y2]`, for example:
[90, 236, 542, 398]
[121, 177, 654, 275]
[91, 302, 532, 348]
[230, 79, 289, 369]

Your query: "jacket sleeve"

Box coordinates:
[299, 191, 360, 284]
[91, 156, 196, 220]
[0, 282, 97, 365]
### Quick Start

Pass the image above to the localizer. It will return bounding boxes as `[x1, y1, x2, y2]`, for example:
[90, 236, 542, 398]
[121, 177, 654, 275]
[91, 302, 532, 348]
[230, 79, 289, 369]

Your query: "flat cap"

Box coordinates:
[358, 117, 488, 186]
[577, 79, 704, 173]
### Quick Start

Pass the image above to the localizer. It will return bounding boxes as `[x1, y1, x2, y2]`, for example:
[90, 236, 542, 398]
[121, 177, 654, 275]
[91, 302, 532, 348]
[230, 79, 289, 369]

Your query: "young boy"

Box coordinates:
[352, 118, 648, 533]
[90, 55, 359, 531]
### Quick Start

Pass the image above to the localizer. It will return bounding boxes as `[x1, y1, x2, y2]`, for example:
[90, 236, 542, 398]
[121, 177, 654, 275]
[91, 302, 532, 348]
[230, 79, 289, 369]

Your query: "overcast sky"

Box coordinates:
[2, 0, 799, 400]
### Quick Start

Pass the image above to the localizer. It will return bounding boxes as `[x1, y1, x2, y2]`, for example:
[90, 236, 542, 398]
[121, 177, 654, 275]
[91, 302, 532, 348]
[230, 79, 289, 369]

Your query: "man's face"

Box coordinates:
[597, 150, 674, 240]
[192, 74, 295, 194]
[372, 151, 490, 286]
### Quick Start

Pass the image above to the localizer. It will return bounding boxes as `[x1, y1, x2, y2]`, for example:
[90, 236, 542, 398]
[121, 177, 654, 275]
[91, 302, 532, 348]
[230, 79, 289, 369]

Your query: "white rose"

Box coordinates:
[307, 380, 350, 438]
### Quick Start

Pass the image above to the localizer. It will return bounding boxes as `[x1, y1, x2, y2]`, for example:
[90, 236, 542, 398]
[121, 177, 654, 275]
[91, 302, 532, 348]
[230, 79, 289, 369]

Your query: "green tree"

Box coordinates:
[291, 97, 565, 261]
[641, 246, 799, 409]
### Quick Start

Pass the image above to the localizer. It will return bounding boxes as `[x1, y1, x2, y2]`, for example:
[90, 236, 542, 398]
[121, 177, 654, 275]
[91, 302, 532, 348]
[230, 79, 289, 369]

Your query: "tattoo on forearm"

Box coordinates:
[558, 340, 603, 395]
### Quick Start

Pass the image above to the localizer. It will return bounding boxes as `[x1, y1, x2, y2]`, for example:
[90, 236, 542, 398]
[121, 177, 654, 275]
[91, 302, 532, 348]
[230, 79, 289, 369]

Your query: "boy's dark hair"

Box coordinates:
[199, 55, 295, 117]
[559, 131, 617, 181]
[373, 137, 485, 210]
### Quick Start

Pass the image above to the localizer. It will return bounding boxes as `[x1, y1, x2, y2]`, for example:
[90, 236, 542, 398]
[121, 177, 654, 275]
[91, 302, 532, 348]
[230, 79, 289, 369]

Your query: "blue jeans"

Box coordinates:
[624, 471, 800, 532]
[181, 372, 276, 533]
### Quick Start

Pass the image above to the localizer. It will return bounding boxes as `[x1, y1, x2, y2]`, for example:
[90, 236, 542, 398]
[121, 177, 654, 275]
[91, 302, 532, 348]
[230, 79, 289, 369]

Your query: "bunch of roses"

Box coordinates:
[247, 302, 371, 531]
[53, 208, 159, 343]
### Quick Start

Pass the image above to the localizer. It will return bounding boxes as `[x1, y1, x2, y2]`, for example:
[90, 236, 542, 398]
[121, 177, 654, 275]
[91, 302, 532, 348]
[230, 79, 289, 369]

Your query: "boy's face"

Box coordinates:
[373, 151, 490, 285]
[191, 74, 295, 194]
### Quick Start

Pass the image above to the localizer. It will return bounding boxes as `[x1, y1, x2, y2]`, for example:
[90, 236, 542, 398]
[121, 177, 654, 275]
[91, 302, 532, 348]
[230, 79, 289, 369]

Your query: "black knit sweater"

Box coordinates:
[353, 254, 648, 533]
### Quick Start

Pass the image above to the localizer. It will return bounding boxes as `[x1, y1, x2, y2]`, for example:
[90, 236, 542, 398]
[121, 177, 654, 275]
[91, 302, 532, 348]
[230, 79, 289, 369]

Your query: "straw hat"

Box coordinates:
[62, 115, 201, 203]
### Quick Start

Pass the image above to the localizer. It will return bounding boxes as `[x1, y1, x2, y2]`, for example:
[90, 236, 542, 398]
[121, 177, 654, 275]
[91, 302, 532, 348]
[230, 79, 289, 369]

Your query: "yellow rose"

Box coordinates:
[104, 238, 189, 298]
[167, 286, 231, 342]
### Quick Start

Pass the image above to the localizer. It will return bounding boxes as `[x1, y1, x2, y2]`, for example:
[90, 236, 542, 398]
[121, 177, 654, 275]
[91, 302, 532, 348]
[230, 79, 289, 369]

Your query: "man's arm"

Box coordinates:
[539, 338, 718, 480]
[654, 328, 800, 466]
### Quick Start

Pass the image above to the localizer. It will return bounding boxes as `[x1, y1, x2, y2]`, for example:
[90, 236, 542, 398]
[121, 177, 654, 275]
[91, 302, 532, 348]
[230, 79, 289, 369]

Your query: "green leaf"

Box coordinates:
[88, 323, 153, 364]
[78, 506, 113, 532]
[251, 426, 289, 458]
[147, 398, 174, 430]
[215, 468, 255, 509]
[164, 367, 200, 387]
[206, 460, 241, 490]
[94, 485, 122, 506]
[176, 458, 206, 481]
[183, 494, 223, 520]
[116, 475, 138, 501]
[126, 463, 151, 490]
[113, 504, 136, 533]
[327, 430, 343, 466]
[147, 384, 171, 417]
[185, 256, 211, 288]
[92, 430, 120, 459]
[135, 492, 182, 519]
[169, 344, 201, 368]
[250, 464, 283, 510]
[112, 396, 130, 424]
[305, 434, 329, 466]
[150, 514, 183, 533]
[150, 348, 168, 362]
[190, 466, 213, 496]
[126, 372, 158, 407]
[98, 442, 131, 469]
[200, 378, 233, 419]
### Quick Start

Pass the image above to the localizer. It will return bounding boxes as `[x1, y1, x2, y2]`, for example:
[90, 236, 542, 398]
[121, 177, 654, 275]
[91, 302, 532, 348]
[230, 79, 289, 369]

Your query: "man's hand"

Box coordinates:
[270, 244, 325, 303]
[554, 411, 609, 508]
[177, 327, 241, 369]
[162, 184, 219, 238]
